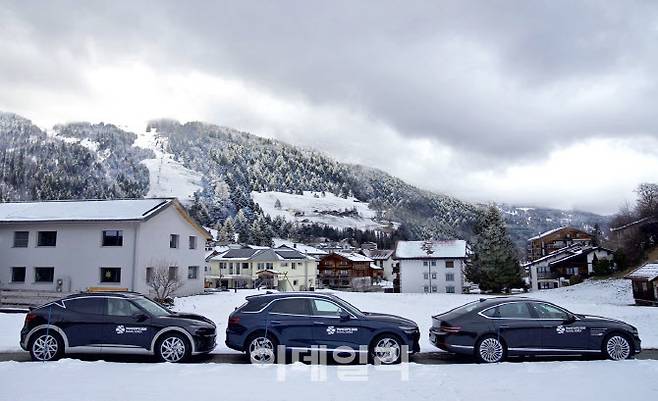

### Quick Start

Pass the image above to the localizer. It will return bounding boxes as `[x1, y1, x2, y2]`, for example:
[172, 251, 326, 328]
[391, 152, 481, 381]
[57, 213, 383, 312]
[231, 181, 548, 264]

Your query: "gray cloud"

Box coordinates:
[2, 0, 658, 212]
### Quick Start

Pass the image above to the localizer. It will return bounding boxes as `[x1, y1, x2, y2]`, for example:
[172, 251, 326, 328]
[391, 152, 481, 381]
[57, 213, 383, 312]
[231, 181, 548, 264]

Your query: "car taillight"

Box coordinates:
[228, 316, 240, 325]
[25, 313, 37, 324]
[440, 325, 461, 333]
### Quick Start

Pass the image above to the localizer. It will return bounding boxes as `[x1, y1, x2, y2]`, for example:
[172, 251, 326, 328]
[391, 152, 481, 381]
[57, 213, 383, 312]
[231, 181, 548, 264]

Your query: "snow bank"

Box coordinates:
[252, 190, 394, 231]
[1, 359, 656, 401]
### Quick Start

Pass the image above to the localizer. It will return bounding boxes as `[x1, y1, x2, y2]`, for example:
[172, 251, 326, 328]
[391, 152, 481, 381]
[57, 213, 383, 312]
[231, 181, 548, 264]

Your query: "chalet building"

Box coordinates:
[524, 245, 614, 290]
[394, 240, 467, 294]
[317, 252, 379, 289]
[625, 263, 658, 306]
[206, 247, 317, 291]
[361, 249, 395, 280]
[0, 198, 210, 297]
[527, 226, 593, 261]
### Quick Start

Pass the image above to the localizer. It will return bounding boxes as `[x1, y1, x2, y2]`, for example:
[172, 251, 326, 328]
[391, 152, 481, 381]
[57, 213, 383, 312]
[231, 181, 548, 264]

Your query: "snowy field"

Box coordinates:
[1, 278, 656, 353]
[1, 359, 656, 401]
[252, 190, 394, 230]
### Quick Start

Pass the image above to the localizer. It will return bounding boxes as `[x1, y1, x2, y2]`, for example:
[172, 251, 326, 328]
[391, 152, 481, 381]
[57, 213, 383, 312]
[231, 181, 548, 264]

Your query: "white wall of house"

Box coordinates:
[0, 205, 206, 297]
[399, 258, 464, 293]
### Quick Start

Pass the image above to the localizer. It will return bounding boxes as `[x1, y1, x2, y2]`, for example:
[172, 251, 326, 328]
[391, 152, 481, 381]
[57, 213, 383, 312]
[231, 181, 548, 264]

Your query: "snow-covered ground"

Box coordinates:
[1, 279, 655, 353]
[1, 359, 656, 401]
[134, 127, 203, 204]
[252, 190, 396, 231]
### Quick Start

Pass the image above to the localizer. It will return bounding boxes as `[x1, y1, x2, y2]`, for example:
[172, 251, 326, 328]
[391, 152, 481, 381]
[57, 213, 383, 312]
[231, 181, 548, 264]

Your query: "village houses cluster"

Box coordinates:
[1, 197, 653, 303]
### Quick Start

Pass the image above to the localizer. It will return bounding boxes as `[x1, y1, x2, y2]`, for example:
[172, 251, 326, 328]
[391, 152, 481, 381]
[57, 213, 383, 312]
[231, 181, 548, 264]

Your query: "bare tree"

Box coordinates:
[147, 261, 183, 303]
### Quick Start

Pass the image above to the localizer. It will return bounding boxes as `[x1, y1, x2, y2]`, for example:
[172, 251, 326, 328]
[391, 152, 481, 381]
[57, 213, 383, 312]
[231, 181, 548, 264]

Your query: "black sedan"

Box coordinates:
[20, 292, 216, 362]
[429, 297, 641, 363]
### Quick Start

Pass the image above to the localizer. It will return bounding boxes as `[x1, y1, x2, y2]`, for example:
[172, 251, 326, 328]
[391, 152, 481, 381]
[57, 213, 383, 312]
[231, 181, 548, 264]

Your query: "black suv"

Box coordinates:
[226, 292, 420, 364]
[20, 292, 216, 362]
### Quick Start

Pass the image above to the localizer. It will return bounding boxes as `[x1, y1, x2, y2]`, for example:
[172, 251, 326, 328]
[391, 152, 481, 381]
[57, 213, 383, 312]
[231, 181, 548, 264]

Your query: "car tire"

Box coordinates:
[603, 333, 633, 361]
[246, 333, 278, 364]
[475, 335, 507, 363]
[370, 334, 403, 365]
[156, 332, 191, 363]
[29, 330, 64, 362]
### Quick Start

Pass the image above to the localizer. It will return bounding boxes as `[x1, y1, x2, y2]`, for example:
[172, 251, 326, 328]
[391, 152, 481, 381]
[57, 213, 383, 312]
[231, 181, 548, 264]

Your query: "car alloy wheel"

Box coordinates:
[373, 337, 402, 365]
[31, 333, 60, 362]
[605, 335, 631, 361]
[160, 335, 187, 363]
[248, 336, 275, 364]
[478, 337, 504, 363]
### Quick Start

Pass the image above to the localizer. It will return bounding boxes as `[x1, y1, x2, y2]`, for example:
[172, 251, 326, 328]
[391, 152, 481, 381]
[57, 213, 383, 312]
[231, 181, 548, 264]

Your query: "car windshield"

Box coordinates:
[132, 297, 172, 317]
[332, 297, 363, 316]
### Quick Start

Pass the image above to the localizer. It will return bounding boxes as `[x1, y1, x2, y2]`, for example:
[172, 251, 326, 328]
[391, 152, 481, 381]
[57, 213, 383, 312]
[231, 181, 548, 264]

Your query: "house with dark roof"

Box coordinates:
[207, 246, 317, 291]
[361, 249, 395, 280]
[523, 245, 615, 290]
[0, 198, 211, 297]
[527, 226, 593, 261]
[317, 252, 378, 289]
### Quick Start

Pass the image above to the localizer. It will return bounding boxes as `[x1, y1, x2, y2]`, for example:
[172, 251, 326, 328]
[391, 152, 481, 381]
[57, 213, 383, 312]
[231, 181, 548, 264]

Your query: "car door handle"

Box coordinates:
[313, 321, 326, 325]
[499, 325, 511, 329]
[269, 320, 282, 325]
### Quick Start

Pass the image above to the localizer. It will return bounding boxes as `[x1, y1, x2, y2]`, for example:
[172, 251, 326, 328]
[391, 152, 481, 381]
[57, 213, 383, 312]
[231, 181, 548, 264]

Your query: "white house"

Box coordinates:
[394, 240, 468, 294]
[0, 198, 210, 297]
[207, 246, 318, 291]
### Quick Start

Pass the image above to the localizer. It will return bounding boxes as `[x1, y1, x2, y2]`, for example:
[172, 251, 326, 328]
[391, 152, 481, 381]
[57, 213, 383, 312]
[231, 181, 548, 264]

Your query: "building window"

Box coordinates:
[102, 230, 123, 246]
[229, 263, 234, 274]
[431, 261, 436, 267]
[423, 272, 429, 280]
[188, 236, 197, 249]
[37, 231, 57, 247]
[100, 268, 121, 283]
[169, 234, 179, 249]
[431, 286, 437, 293]
[35, 267, 54, 283]
[219, 262, 226, 270]
[423, 261, 428, 266]
[423, 286, 429, 293]
[291, 263, 297, 270]
[281, 262, 288, 267]
[445, 260, 455, 268]
[445, 286, 455, 293]
[431, 272, 437, 279]
[446, 273, 454, 282]
[146, 267, 154, 283]
[293, 280, 298, 286]
[168, 266, 178, 280]
[11, 267, 26, 282]
[188, 266, 199, 279]
[13, 231, 29, 248]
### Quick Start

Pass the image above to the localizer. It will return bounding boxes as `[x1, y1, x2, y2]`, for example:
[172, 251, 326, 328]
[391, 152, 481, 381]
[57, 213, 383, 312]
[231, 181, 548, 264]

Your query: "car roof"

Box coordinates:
[62, 291, 145, 300]
[245, 292, 340, 302]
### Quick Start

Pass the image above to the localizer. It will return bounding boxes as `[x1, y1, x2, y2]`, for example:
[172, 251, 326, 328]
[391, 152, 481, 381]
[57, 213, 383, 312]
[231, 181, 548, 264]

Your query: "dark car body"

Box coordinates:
[20, 292, 216, 361]
[226, 292, 420, 362]
[429, 297, 641, 361]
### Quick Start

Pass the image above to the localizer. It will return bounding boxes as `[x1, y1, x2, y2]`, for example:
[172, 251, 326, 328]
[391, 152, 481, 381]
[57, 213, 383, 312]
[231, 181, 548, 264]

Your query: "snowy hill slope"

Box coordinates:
[252, 190, 396, 231]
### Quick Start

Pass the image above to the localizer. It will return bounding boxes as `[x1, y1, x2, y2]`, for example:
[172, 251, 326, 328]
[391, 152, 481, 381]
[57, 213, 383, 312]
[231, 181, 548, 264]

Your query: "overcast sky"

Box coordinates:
[2, 1, 658, 214]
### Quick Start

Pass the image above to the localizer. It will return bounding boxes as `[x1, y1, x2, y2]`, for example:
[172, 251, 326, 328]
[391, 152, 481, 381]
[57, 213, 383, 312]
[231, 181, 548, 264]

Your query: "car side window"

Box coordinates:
[497, 303, 533, 319]
[64, 298, 105, 315]
[481, 307, 499, 318]
[107, 298, 142, 317]
[269, 298, 310, 315]
[531, 303, 569, 320]
[310, 299, 344, 316]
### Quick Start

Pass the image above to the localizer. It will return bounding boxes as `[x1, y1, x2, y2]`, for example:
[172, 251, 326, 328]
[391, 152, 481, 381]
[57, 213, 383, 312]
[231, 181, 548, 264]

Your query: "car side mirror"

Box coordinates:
[133, 313, 148, 322]
[563, 314, 576, 324]
[339, 312, 350, 322]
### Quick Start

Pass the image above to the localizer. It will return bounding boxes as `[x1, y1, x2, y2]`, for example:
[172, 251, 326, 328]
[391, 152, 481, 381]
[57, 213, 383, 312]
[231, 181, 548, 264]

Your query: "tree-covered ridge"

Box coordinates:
[0, 113, 149, 201]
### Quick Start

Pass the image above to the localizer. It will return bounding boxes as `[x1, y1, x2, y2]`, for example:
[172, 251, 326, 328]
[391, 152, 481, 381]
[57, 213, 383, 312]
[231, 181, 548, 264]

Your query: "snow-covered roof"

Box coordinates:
[626, 263, 658, 281]
[528, 226, 569, 241]
[0, 198, 173, 222]
[370, 263, 383, 270]
[334, 252, 373, 262]
[362, 249, 394, 260]
[394, 240, 467, 259]
[273, 238, 328, 255]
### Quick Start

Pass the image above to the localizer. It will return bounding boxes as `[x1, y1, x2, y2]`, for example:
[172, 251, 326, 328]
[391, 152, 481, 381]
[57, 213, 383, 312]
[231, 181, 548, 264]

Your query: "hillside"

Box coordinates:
[0, 112, 610, 248]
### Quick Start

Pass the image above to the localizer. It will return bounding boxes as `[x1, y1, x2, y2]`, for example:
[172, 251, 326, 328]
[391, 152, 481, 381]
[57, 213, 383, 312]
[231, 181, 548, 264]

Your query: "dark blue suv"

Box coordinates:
[226, 292, 420, 364]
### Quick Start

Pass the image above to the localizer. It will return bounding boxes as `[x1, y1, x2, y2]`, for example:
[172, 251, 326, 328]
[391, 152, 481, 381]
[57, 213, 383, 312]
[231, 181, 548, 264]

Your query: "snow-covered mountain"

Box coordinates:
[0, 112, 610, 249]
